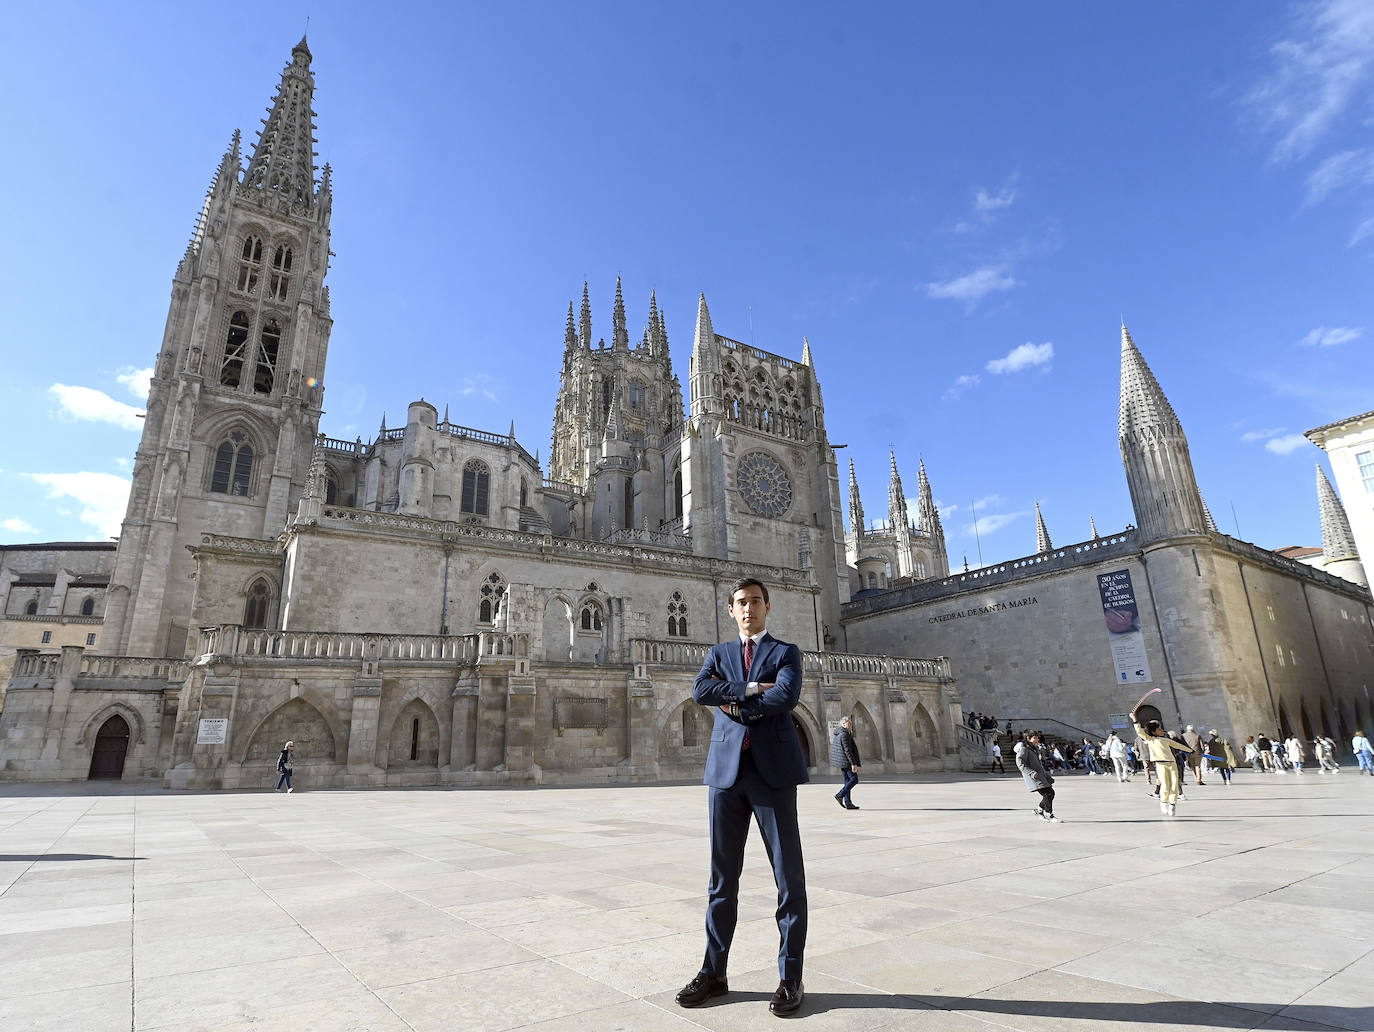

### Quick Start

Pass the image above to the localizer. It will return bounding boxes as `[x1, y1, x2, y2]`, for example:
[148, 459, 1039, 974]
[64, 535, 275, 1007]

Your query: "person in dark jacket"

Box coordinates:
[830, 716, 861, 810]
[1014, 731, 1061, 822]
[275, 741, 294, 793]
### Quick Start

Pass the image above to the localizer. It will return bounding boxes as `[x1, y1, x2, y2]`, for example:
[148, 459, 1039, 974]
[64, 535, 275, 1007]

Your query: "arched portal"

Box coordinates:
[88, 715, 130, 779]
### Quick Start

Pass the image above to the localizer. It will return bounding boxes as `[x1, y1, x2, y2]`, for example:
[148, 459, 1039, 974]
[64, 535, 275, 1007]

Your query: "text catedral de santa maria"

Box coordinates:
[928, 597, 1039, 624]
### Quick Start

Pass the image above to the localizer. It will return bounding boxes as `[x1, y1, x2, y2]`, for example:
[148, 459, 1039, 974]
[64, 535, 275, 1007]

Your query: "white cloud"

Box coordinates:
[1265, 433, 1311, 455]
[457, 374, 499, 403]
[1299, 325, 1361, 347]
[964, 510, 1028, 538]
[942, 373, 981, 401]
[986, 341, 1054, 374]
[49, 384, 144, 431]
[925, 266, 1019, 303]
[974, 185, 1017, 214]
[26, 472, 130, 539]
[112, 457, 133, 471]
[116, 366, 154, 401]
[1247, 0, 1374, 162]
[2, 518, 37, 535]
[1241, 426, 1287, 442]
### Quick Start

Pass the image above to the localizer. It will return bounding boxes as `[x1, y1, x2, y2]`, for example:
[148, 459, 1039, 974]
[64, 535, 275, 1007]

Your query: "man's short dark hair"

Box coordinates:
[728, 577, 769, 605]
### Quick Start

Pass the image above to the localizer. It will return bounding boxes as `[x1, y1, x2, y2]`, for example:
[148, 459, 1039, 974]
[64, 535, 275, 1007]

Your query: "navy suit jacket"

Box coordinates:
[692, 632, 809, 790]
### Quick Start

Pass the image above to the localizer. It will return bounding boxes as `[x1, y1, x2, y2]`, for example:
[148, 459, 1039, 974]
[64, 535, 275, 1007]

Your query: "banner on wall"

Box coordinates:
[1097, 569, 1152, 685]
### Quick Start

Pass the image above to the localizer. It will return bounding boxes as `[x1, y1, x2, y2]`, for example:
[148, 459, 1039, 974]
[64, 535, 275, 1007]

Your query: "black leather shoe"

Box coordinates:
[844, 802, 860, 810]
[676, 972, 728, 1008]
[834, 794, 846, 808]
[770, 979, 804, 1016]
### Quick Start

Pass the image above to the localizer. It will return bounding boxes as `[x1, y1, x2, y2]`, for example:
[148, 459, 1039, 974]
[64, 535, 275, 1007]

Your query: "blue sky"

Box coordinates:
[3, 1, 1373, 567]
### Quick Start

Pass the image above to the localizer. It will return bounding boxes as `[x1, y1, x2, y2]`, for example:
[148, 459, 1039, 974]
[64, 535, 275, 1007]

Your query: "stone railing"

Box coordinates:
[12, 652, 61, 678]
[843, 532, 1139, 617]
[320, 436, 364, 455]
[194, 626, 523, 666]
[602, 524, 692, 550]
[631, 639, 950, 681]
[80, 655, 188, 680]
[198, 533, 283, 557]
[5, 614, 103, 625]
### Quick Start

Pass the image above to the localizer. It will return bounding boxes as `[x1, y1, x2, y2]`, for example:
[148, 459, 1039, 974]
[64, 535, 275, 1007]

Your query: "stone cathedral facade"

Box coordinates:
[0, 41, 965, 787]
[4, 41, 1373, 788]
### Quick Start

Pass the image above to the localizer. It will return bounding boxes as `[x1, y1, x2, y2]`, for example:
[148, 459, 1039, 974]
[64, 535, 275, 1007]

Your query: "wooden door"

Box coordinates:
[88, 716, 130, 780]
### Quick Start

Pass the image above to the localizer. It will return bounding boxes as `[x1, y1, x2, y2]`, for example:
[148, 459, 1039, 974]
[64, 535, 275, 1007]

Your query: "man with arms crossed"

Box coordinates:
[676, 577, 808, 1017]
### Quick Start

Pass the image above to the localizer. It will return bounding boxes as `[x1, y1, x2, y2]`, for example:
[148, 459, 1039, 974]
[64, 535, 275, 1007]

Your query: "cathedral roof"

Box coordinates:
[1317, 464, 1360, 561]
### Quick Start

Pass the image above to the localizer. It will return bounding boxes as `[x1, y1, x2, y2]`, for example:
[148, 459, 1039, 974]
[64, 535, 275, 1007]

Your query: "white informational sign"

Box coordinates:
[1097, 569, 1152, 685]
[197, 718, 229, 745]
[1108, 712, 1130, 729]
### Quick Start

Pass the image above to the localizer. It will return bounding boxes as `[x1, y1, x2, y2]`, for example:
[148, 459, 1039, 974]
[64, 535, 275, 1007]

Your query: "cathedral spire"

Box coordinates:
[647, 291, 661, 355]
[916, 459, 949, 578]
[848, 458, 865, 536]
[801, 337, 823, 407]
[1035, 501, 1053, 553]
[1090, 514, 1100, 540]
[564, 301, 577, 360]
[689, 293, 721, 417]
[579, 281, 592, 350]
[1317, 464, 1368, 586]
[603, 376, 623, 442]
[612, 276, 629, 350]
[242, 38, 319, 208]
[888, 451, 914, 574]
[1118, 324, 1208, 542]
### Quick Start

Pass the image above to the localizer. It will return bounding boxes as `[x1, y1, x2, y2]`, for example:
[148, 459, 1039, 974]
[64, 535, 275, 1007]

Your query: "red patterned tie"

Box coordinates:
[741, 639, 754, 750]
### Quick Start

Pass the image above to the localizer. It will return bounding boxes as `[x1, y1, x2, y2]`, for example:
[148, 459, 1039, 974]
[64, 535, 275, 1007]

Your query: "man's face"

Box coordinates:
[729, 585, 769, 637]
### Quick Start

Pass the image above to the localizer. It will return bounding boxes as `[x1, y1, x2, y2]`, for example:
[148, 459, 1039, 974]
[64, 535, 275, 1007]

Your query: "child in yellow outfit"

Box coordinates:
[1131, 708, 1193, 816]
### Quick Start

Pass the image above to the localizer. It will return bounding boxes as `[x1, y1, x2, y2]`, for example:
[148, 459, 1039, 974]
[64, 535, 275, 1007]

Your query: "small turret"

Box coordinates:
[689, 293, 722, 417]
[563, 301, 577, 362]
[1090, 515, 1100, 539]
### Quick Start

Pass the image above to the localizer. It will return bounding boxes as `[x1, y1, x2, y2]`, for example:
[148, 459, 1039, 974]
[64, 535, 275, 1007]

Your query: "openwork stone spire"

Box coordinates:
[612, 277, 629, 350]
[1035, 501, 1053, 553]
[1317, 465, 1359, 560]
[244, 37, 319, 207]
[887, 450, 909, 529]
[848, 458, 864, 536]
[1090, 514, 1100, 539]
[563, 301, 577, 358]
[1118, 324, 1208, 542]
[579, 282, 592, 349]
[689, 293, 720, 417]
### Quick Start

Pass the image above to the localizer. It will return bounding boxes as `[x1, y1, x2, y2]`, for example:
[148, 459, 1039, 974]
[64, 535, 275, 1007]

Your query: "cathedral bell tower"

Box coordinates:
[103, 38, 335, 658]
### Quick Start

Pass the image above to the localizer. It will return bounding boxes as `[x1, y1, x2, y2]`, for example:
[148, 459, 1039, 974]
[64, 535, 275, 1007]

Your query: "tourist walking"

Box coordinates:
[1204, 730, 1236, 785]
[1353, 731, 1374, 775]
[990, 740, 1006, 774]
[1182, 726, 1205, 784]
[1285, 735, 1306, 774]
[1257, 733, 1276, 772]
[1315, 735, 1339, 772]
[1015, 731, 1061, 822]
[1081, 738, 1105, 775]
[830, 716, 861, 810]
[1105, 732, 1131, 781]
[275, 741, 294, 792]
[1244, 736, 1263, 773]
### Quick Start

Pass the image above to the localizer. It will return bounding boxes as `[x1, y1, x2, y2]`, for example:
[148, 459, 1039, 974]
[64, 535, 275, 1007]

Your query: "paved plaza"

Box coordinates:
[1, 769, 1372, 1032]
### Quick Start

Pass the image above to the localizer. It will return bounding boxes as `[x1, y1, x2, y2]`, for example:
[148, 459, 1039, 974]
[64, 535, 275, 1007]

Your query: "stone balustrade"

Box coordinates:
[631, 639, 950, 681]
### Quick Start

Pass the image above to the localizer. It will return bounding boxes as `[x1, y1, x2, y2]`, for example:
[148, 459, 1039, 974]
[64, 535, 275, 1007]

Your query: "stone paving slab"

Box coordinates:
[0, 769, 1372, 1031]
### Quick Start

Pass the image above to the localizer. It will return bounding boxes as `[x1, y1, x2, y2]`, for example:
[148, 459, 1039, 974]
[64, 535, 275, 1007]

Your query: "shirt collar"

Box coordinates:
[739, 631, 767, 646]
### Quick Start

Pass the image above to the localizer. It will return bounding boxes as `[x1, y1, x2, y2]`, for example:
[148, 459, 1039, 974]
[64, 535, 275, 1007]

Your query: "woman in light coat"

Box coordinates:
[1285, 736, 1305, 774]
[1014, 731, 1061, 822]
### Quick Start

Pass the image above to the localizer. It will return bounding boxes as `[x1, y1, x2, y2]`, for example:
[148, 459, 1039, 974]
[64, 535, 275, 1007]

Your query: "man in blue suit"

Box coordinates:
[675, 577, 808, 1017]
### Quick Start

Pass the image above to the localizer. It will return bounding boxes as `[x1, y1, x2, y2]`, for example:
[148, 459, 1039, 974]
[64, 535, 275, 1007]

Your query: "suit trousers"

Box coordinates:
[704, 749, 807, 981]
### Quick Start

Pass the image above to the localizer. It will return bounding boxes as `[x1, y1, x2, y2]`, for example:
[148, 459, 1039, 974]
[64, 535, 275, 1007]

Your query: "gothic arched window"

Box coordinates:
[673, 465, 683, 519]
[211, 431, 254, 496]
[324, 477, 338, 505]
[623, 477, 634, 531]
[243, 579, 271, 629]
[25, 600, 38, 616]
[269, 245, 292, 302]
[253, 319, 281, 394]
[461, 459, 490, 517]
[580, 603, 602, 632]
[80, 597, 95, 617]
[478, 571, 505, 624]
[667, 591, 688, 638]
[221, 311, 251, 387]
[236, 236, 262, 294]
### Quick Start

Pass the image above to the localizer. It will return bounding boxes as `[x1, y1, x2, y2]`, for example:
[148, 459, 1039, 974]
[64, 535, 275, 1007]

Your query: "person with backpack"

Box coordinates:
[830, 716, 861, 810]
